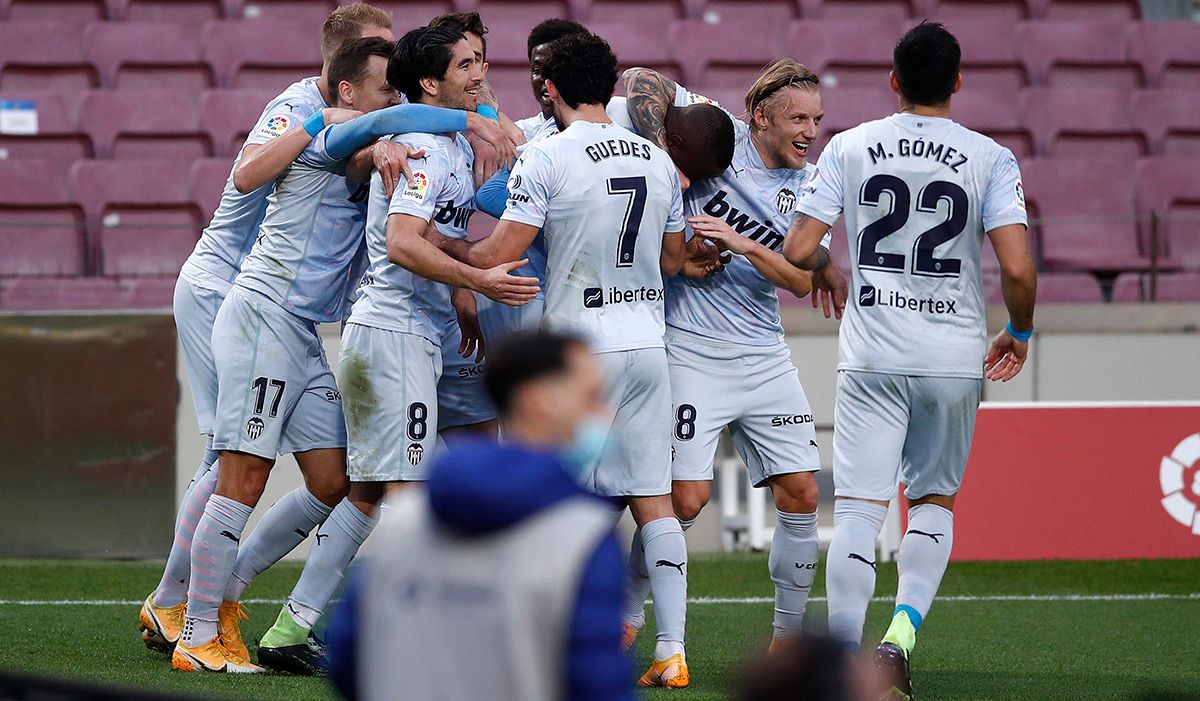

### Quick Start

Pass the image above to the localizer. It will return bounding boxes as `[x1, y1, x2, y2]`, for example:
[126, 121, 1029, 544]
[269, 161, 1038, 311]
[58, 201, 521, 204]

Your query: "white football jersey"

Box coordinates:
[503, 120, 685, 353]
[797, 112, 1027, 378]
[348, 132, 476, 346]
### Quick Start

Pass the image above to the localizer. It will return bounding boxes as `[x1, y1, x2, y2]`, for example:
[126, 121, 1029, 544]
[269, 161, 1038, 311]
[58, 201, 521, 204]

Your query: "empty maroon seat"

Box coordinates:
[1112, 272, 1200, 303]
[1017, 21, 1139, 89]
[787, 21, 900, 89]
[1021, 87, 1144, 159]
[85, 22, 212, 91]
[483, 67, 540, 123]
[478, 17, 540, 68]
[924, 0, 1029, 23]
[381, 1, 456, 34]
[200, 88, 279, 157]
[190, 157, 234, 222]
[69, 159, 202, 276]
[671, 19, 785, 87]
[0, 159, 85, 277]
[589, 20, 680, 78]
[1022, 158, 1143, 272]
[813, 86, 895, 157]
[1033, 272, 1104, 303]
[80, 89, 209, 160]
[1136, 158, 1200, 269]
[0, 90, 93, 161]
[0, 21, 97, 91]
[942, 20, 1025, 91]
[0, 276, 180, 310]
[1032, 0, 1139, 21]
[698, 0, 798, 24]
[6, 0, 108, 22]
[586, 0, 685, 22]
[1109, 272, 1141, 302]
[474, 0, 569, 27]
[233, 0, 334, 24]
[203, 20, 322, 89]
[952, 87, 1032, 158]
[119, 0, 225, 22]
[1134, 90, 1200, 158]
[801, 0, 913, 23]
[1130, 22, 1200, 89]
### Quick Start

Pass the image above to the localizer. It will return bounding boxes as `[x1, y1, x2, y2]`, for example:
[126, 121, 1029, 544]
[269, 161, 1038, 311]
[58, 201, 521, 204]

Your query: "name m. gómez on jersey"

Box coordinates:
[795, 112, 1028, 378]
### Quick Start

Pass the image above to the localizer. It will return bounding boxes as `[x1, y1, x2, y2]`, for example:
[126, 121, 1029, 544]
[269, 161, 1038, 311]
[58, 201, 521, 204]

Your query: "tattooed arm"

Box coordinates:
[622, 67, 678, 151]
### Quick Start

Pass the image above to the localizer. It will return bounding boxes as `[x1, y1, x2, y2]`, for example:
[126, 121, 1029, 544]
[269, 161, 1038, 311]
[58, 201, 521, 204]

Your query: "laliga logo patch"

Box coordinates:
[401, 170, 430, 204]
[1015, 181, 1026, 209]
[245, 417, 265, 440]
[259, 115, 290, 139]
[686, 91, 718, 107]
[407, 441, 425, 466]
[1160, 433, 1200, 535]
[776, 188, 797, 215]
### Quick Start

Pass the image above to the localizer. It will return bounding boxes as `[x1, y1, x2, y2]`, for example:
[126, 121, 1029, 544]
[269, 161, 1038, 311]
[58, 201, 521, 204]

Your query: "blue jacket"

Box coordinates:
[328, 438, 632, 701]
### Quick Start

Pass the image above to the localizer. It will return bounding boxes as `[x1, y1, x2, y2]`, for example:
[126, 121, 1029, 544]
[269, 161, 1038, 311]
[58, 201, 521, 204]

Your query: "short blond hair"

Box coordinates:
[744, 58, 820, 126]
[322, 3, 393, 62]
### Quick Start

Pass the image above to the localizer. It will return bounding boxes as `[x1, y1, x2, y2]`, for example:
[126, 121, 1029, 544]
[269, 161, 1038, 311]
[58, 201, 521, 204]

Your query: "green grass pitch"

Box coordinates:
[2, 556, 1198, 700]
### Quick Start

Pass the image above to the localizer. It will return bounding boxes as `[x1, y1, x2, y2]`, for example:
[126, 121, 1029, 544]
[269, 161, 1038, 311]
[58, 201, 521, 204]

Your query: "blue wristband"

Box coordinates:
[1006, 321, 1033, 342]
[303, 111, 325, 137]
[476, 104, 499, 122]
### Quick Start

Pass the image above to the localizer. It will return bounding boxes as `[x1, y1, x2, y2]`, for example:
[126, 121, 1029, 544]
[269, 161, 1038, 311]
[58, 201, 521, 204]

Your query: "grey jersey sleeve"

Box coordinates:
[501, 147, 557, 228]
[982, 149, 1028, 232]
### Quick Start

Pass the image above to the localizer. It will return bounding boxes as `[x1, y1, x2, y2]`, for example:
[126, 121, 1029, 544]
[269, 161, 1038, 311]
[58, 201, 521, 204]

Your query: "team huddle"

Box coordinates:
[137, 4, 1038, 699]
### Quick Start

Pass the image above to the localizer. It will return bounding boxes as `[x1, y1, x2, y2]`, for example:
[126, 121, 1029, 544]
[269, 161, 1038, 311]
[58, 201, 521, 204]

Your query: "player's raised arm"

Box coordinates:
[622, 67, 678, 151]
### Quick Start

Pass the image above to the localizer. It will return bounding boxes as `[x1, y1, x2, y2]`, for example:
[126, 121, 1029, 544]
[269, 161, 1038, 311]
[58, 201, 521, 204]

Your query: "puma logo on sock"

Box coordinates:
[314, 531, 329, 545]
[848, 553, 877, 570]
[907, 529, 945, 543]
[219, 530, 240, 544]
[655, 559, 685, 575]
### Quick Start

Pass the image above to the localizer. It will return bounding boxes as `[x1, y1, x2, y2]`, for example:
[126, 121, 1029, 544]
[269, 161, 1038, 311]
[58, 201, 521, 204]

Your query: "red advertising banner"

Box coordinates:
[952, 402, 1200, 561]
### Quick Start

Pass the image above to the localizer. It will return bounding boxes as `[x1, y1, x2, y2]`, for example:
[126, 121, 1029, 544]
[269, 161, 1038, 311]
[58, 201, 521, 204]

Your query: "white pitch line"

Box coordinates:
[2, 593, 1198, 606]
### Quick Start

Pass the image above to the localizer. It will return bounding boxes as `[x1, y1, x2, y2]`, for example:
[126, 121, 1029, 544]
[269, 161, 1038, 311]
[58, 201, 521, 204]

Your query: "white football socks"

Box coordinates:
[641, 517, 688, 660]
[183, 494, 252, 646]
[153, 449, 218, 608]
[224, 487, 332, 602]
[283, 497, 377, 629]
[769, 509, 819, 640]
[825, 500, 887, 650]
[894, 503, 955, 634]
[622, 517, 693, 633]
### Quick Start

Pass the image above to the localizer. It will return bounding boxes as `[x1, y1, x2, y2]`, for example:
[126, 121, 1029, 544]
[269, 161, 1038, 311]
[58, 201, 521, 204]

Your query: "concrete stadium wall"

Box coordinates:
[174, 303, 1200, 558]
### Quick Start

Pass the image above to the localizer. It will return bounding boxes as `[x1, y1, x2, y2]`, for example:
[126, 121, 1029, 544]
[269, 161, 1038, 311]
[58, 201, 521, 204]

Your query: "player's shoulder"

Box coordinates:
[389, 131, 446, 156]
[267, 76, 325, 114]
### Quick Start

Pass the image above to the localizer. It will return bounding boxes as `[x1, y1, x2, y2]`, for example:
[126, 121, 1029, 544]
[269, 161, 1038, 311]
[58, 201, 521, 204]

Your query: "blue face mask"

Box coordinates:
[560, 417, 611, 482]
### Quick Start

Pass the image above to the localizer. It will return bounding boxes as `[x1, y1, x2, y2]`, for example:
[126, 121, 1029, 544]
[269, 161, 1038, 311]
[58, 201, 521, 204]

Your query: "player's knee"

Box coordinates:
[672, 486, 710, 522]
[305, 471, 350, 507]
[215, 454, 272, 507]
[771, 473, 820, 513]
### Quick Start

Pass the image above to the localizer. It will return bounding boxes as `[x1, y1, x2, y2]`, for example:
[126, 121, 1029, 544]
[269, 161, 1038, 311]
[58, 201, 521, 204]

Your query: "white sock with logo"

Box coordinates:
[641, 517, 688, 660]
[183, 494, 253, 646]
[224, 487, 332, 602]
[825, 500, 887, 651]
[622, 518, 694, 632]
[769, 509, 819, 640]
[895, 503, 955, 627]
[282, 497, 377, 630]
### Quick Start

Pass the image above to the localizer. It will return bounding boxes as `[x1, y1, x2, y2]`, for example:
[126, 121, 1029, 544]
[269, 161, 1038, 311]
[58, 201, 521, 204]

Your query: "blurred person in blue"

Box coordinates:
[327, 330, 631, 701]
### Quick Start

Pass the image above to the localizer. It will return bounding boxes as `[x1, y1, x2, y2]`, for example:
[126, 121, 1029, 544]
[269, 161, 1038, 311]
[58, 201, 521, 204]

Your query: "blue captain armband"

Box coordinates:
[303, 111, 325, 137]
[1006, 321, 1033, 342]
[476, 104, 499, 122]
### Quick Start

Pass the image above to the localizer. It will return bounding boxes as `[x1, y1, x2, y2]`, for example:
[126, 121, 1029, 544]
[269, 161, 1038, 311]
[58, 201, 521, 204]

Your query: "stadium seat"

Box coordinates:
[0, 159, 86, 277]
[80, 89, 210, 160]
[923, 0, 1029, 24]
[480, 17, 540, 68]
[1022, 158, 1145, 272]
[69, 159, 202, 277]
[592, 21, 681, 78]
[474, 0, 570, 27]
[0, 89, 93, 161]
[1129, 22, 1200, 89]
[941, 21, 1025, 91]
[0, 21, 98, 91]
[1134, 90, 1200, 157]
[696, 0, 797, 24]
[84, 22, 213, 91]
[800, 0, 913, 23]
[202, 20, 322, 89]
[233, 0, 335, 24]
[119, 0, 226, 22]
[811, 86, 895, 157]
[482, 67, 540, 124]
[670, 19, 785, 87]
[1020, 87, 1144, 159]
[1017, 21, 1140, 89]
[1112, 272, 1200, 303]
[1031, 0, 1140, 21]
[585, 0, 686, 23]
[787, 21, 898, 89]
[952, 87, 1032, 158]
[1135, 158, 1200, 270]
[368, 2, 455, 34]
[200, 88, 278, 157]
[0, 276, 176, 310]
[1030, 272, 1104, 303]
[6, 0, 108, 22]
[190, 157, 233, 223]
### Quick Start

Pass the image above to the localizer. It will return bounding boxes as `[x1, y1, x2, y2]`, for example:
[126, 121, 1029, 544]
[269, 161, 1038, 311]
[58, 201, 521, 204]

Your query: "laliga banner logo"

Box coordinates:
[1160, 433, 1200, 535]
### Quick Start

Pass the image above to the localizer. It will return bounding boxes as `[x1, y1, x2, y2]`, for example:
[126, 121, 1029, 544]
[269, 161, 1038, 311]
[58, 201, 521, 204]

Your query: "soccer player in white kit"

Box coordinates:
[615, 60, 850, 652]
[139, 2, 394, 656]
[464, 32, 694, 688]
[783, 23, 1037, 699]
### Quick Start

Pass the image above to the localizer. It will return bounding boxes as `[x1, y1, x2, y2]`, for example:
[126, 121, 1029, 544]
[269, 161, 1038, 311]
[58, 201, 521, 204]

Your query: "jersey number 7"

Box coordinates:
[608, 176, 647, 268]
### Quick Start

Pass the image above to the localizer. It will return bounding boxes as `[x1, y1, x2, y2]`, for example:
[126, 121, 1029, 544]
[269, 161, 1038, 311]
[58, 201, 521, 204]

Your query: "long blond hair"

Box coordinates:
[744, 58, 820, 129]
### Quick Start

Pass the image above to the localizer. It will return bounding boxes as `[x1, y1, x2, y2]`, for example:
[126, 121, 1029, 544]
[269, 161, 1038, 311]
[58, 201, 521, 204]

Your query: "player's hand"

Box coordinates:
[466, 112, 518, 170]
[451, 287, 485, 363]
[373, 141, 425, 199]
[811, 262, 848, 320]
[680, 236, 728, 279]
[468, 133, 504, 188]
[320, 107, 363, 125]
[984, 327, 1029, 382]
[472, 259, 541, 306]
[689, 215, 755, 256]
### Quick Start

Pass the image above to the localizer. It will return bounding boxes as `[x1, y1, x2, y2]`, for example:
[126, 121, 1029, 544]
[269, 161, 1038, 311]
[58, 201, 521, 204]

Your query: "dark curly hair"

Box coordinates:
[526, 18, 588, 59]
[388, 24, 465, 104]
[540, 32, 617, 109]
